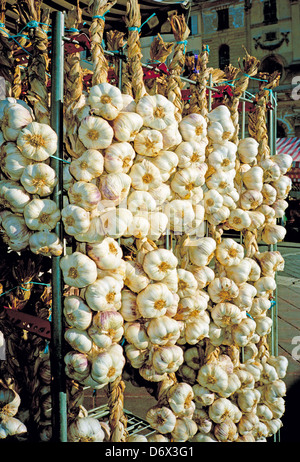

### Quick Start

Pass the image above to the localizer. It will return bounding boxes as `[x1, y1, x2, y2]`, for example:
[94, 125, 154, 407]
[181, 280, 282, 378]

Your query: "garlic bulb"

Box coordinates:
[91, 344, 125, 384]
[100, 207, 133, 239]
[171, 417, 198, 442]
[255, 250, 284, 276]
[189, 264, 215, 289]
[185, 236, 216, 267]
[211, 302, 244, 328]
[84, 276, 123, 311]
[78, 116, 114, 149]
[207, 277, 239, 303]
[225, 258, 252, 285]
[239, 189, 263, 210]
[146, 406, 176, 434]
[64, 351, 90, 382]
[136, 282, 175, 318]
[179, 113, 207, 143]
[0, 211, 32, 251]
[111, 112, 144, 142]
[237, 137, 259, 164]
[147, 315, 181, 345]
[63, 296, 93, 330]
[133, 128, 163, 157]
[24, 198, 60, 231]
[160, 122, 182, 150]
[152, 344, 184, 374]
[17, 122, 57, 161]
[142, 248, 178, 281]
[197, 364, 229, 394]
[171, 166, 206, 201]
[67, 417, 105, 442]
[261, 223, 286, 245]
[120, 290, 140, 321]
[2, 102, 33, 141]
[87, 237, 122, 270]
[164, 199, 195, 233]
[29, 230, 63, 256]
[175, 140, 206, 169]
[104, 142, 136, 174]
[215, 238, 244, 267]
[0, 180, 31, 213]
[64, 328, 93, 354]
[242, 166, 264, 191]
[206, 169, 236, 195]
[136, 94, 176, 130]
[150, 150, 178, 181]
[124, 260, 150, 293]
[0, 142, 31, 180]
[192, 384, 215, 406]
[89, 310, 123, 348]
[20, 163, 57, 196]
[88, 82, 123, 120]
[68, 181, 101, 211]
[62, 204, 90, 236]
[203, 189, 224, 214]
[121, 94, 136, 112]
[60, 251, 97, 288]
[271, 176, 292, 200]
[124, 322, 149, 350]
[208, 145, 236, 171]
[69, 149, 104, 182]
[129, 159, 162, 191]
[0, 386, 21, 418]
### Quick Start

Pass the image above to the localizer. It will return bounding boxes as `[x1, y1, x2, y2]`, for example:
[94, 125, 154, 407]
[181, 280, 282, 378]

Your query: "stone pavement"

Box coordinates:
[83, 241, 300, 441]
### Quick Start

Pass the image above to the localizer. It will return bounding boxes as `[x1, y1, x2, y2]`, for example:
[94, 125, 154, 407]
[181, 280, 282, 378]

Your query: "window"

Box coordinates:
[219, 44, 230, 70]
[188, 14, 198, 36]
[265, 31, 277, 41]
[263, 0, 277, 24]
[217, 8, 229, 31]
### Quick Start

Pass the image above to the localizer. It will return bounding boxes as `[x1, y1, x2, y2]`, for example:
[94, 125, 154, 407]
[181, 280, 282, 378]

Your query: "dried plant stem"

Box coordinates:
[167, 14, 190, 119]
[89, 0, 117, 86]
[187, 45, 210, 116]
[107, 377, 128, 442]
[145, 34, 173, 96]
[125, 0, 147, 102]
[0, 0, 14, 95]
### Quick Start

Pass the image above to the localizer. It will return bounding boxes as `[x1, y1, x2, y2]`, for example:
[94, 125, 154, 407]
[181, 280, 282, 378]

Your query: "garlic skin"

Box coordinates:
[88, 82, 123, 120]
[91, 344, 125, 385]
[60, 251, 98, 288]
[90, 310, 124, 348]
[171, 166, 206, 201]
[0, 179, 31, 214]
[185, 236, 216, 267]
[136, 94, 176, 130]
[152, 344, 184, 374]
[129, 159, 162, 191]
[171, 417, 198, 442]
[24, 198, 61, 231]
[64, 328, 93, 354]
[64, 351, 90, 382]
[78, 116, 114, 149]
[69, 149, 104, 182]
[67, 417, 105, 442]
[163, 199, 195, 234]
[197, 364, 229, 394]
[207, 277, 239, 304]
[211, 302, 244, 328]
[151, 150, 179, 181]
[203, 189, 224, 214]
[124, 322, 149, 350]
[124, 261, 150, 294]
[237, 137, 259, 163]
[63, 296, 93, 330]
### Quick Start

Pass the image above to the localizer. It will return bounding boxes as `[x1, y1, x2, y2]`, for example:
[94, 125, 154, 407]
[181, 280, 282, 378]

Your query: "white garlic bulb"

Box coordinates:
[88, 82, 123, 120]
[69, 149, 104, 182]
[60, 251, 97, 288]
[78, 116, 114, 149]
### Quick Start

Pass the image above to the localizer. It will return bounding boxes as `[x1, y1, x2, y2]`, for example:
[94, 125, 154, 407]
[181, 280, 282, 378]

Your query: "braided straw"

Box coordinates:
[107, 376, 128, 442]
[125, 0, 147, 102]
[187, 44, 210, 116]
[248, 71, 280, 162]
[225, 48, 260, 144]
[21, 1, 50, 124]
[64, 4, 86, 159]
[146, 34, 173, 96]
[0, 0, 14, 96]
[167, 14, 190, 120]
[106, 29, 126, 86]
[89, 0, 117, 86]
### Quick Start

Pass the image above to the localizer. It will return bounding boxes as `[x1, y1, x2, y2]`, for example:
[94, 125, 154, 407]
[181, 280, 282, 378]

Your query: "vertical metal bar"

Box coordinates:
[241, 91, 246, 139]
[208, 73, 212, 112]
[50, 10, 68, 443]
[118, 49, 123, 90]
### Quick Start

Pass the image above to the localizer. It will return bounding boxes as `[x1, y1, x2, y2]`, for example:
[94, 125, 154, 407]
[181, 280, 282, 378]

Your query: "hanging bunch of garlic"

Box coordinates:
[0, 383, 27, 440]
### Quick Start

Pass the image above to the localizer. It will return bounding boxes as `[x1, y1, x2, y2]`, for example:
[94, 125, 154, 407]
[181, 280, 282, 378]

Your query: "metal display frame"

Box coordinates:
[48, 11, 279, 442]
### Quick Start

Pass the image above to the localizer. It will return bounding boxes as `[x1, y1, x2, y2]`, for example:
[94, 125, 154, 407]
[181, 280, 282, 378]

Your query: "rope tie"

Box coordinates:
[128, 12, 156, 33]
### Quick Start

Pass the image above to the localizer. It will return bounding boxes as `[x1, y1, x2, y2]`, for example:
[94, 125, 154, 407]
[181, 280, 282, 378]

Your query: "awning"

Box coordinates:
[4, 0, 192, 37]
[276, 137, 300, 162]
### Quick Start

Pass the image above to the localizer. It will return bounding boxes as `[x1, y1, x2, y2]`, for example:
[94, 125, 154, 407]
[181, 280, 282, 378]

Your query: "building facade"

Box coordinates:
[140, 0, 300, 140]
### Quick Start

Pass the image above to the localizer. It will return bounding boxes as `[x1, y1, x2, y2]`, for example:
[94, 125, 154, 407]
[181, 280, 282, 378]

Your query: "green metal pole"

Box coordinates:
[50, 10, 68, 442]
